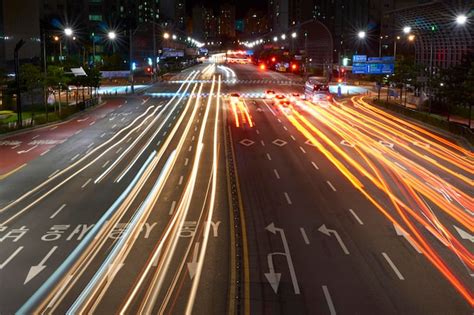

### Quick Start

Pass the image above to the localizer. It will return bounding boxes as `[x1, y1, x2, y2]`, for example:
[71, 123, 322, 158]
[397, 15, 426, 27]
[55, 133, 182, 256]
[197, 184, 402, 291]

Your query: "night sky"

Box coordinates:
[185, 0, 267, 18]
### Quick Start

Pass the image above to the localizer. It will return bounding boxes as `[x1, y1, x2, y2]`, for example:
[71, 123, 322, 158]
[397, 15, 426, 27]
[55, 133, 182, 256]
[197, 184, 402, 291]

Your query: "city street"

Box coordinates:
[0, 62, 472, 314]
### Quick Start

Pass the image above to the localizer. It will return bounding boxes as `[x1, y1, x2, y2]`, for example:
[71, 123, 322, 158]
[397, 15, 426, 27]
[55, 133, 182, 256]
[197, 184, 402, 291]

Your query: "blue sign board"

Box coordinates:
[353, 55, 367, 63]
[352, 55, 395, 75]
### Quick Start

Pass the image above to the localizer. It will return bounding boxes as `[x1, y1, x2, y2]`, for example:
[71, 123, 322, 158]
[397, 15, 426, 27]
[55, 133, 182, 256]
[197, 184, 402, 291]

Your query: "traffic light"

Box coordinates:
[146, 67, 152, 74]
[271, 57, 276, 62]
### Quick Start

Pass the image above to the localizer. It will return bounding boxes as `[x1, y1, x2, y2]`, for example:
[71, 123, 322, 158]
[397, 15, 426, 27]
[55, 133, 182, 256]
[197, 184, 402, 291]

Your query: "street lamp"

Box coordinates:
[273, 36, 278, 42]
[358, 31, 366, 39]
[291, 32, 297, 38]
[163, 32, 170, 39]
[281, 34, 286, 40]
[403, 26, 411, 34]
[64, 27, 73, 37]
[172, 34, 177, 40]
[108, 31, 117, 40]
[408, 34, 415, 42]
[456, 14, 467, 25]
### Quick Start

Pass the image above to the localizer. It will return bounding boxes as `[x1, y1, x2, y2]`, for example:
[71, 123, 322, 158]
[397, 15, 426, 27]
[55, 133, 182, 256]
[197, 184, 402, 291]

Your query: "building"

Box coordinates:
[192, 5, 217, 41]
[268, 0, 289, 33]
[244, 9, 269, 38]
[389, 1, 474, 69]
[0, 0, 41, 68]
[160, 0, 186, 30]
[217, 4, 236, 38]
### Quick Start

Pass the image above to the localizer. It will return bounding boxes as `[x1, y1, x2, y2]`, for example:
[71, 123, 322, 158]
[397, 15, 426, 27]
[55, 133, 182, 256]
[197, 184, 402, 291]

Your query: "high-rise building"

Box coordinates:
[218, 4, 236, 38]
[268, 0, 289, 33]
[192, 5, 217, 41]
[244, 9, 269, 38]
[160, 0, 186, 30]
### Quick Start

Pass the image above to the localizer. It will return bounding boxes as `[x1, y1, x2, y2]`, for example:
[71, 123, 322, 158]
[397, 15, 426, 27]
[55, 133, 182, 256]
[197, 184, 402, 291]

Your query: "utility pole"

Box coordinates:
[14, 39, 26, 128]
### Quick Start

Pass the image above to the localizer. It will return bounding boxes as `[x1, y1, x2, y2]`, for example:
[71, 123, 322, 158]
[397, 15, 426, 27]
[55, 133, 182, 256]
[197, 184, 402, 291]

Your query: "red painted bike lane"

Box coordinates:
[0, 98, 129, 178]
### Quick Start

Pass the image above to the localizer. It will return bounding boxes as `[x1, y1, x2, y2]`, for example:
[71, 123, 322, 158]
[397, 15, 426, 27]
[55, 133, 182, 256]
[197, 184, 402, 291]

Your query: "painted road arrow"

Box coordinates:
[394, 224, 423, 254]
[265, 223, 300, 294]
[318, 224, 350, 255]
[453, 225, 474, 243]
[265, 253, 282, 293]
[187, 242, 200, 279]
[24, 246, 57, 284]
[17, 145, 38, 154]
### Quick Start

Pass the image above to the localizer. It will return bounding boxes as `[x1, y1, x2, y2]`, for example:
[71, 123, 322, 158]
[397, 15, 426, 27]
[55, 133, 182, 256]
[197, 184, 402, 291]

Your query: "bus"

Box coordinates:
[304, 77, 331, 102]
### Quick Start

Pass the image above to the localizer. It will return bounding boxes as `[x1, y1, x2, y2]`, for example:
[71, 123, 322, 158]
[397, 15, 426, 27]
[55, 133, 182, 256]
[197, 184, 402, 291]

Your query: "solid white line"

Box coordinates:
[179, 175, 184, 185]
[326, 181, 337, 192]
[266, 153, 272, 161]
[299, 146, 306, 154]
[322, 286, 336, 315]
[273, 169, 280, 179]
[48, 169, 60, 178]
[349, 209, 364, 225]
[81, 178, 92, 189]
[290, 135, 296, 141]
[71, 154, 80, 161]
[382, 252, 405, 280]
[102, 160, 110, 168]
[169, 201, 177, 215]
[300, 228, 310, 244]
[50, 204, 66, 219]
[284, 192, 292, 205]
[311, 161, 319, 170]
[40, 149, 50, 156]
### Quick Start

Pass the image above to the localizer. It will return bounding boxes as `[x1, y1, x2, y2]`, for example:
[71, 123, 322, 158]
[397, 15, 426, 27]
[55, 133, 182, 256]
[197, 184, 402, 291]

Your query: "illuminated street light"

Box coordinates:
[172, 34, 177, 40]
[456, 14, 467, 25]
[358, 31, 366, 39]
[53, 36, 59, 41]
[403, 26, 411, 34]
[163, 32, 170, 39]
[108, 31, 116, 40]
[408, 34, 415, 41]
[291, 32, 297, 38]
[64, 27, 73, 36]
[281, 34, 286, 40]
[273, 36, 278, 42]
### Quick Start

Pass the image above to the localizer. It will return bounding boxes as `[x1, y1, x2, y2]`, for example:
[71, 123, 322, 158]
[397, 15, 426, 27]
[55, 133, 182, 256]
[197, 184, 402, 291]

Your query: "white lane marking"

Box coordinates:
[102, 160, 110, 168]
[50, 126, 58, 130]
[263, 101, 276, 116]
[50, 204, 67, 219]
[256, 130, 260, 135]
[74, 130, 82, 135]
[157, 140, 161, 146]
[121, 118, 126, 122]
[11, 145, 20, 149]
[81, 178, 92, 189]
[191, 135, 195, 141]
[290, 135, 296, 141]
[277, 118, 282, 123]
[32, 135, 39, 140]
[283, 126, 288, 131]
[40, 149, 50, 156]
[126, 137, 132, 143]
[169, 201, 177, 215]
[299, 146, 306, 154]
[184, 158, 189, 166]
[0, 247, 24, 269]
[179, 175, 184, 185]
[48, 169, 60, 178]
[311, 161, 319, 170]
[100, 133, 106, 138]
[322, 286, 336, 315]
[326, 181, 337, 192]
[87, 142, 94, 149]
[188, 145, 193, 152]
[284, 192, 292, 205]
[300, 228, 310, 244]
[273, 169, 280, 179]
[168, 122, 172, 127]
[394, 162, 407, 171]
[112, 124, 117, 129]
[382, 252, 405, 280]
[260, 140, 265, 146]
[89, 121, 95, 126]
[349, 209, 364, 225]
[17, 145, 38, 154]
[116, 147, 123, 154]
[71, 154, 80, 161]
[266, 153, 272, 161]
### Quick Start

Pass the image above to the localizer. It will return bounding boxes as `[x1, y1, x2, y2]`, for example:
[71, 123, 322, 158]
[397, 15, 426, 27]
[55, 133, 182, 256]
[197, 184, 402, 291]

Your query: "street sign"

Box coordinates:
[352, 56, 395, 75]
[353, 55, 367, 63]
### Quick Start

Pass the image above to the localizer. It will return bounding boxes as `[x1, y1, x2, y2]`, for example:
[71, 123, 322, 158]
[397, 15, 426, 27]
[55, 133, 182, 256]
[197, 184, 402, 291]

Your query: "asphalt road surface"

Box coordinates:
[0, 61, 472, 314]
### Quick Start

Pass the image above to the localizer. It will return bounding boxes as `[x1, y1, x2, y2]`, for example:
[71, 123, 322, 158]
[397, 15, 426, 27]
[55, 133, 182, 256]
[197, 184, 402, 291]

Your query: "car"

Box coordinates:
[289, 92, 300, 101]
[229, 93, 240, 105]
[275, 94, 287, 102]
[278, 100, 291, 107]
[265, 90, 276, 99]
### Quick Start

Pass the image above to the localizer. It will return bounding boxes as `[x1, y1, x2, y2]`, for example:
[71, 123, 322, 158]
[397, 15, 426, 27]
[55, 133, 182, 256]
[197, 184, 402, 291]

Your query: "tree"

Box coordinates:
[46, 65, 70, 115]
[20, 64, 44, 123]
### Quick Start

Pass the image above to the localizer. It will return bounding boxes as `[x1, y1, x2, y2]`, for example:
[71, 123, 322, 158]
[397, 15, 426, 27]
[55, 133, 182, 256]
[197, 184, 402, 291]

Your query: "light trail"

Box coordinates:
[281, 98, 473, 305]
